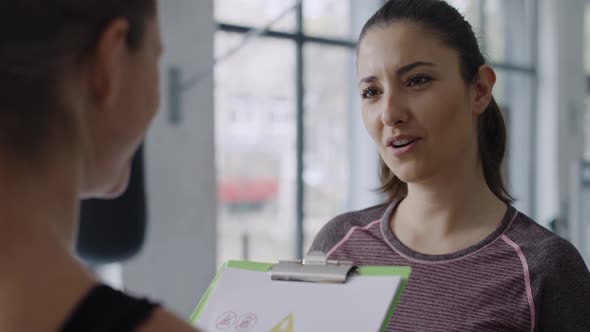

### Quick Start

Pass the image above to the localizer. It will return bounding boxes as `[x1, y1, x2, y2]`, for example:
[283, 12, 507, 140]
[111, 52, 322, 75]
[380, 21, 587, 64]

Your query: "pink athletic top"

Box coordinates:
[310, 201, 590, 331]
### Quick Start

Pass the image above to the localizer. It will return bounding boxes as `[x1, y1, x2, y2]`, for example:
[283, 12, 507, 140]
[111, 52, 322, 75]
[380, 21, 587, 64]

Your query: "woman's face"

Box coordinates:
[357, 22, 486, 185]
[81, 15, 163, 198]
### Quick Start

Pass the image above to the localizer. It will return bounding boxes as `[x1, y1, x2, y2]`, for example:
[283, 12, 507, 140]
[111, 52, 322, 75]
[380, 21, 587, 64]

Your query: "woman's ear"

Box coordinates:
[471, 64, 496, 115]
[87, 18, 130, 111]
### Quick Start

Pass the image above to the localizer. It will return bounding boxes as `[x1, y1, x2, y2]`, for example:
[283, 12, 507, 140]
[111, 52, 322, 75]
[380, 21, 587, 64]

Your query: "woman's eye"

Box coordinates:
[361, 87, 380, 99]
[407, 75, 432, 87]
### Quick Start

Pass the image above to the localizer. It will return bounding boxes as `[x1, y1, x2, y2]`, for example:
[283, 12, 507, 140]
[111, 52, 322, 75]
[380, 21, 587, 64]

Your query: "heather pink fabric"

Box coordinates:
[310, 201, 590, 331]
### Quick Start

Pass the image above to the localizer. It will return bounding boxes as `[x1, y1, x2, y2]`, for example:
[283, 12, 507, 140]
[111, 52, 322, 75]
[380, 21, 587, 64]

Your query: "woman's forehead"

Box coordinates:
[357, 23, 458, 76]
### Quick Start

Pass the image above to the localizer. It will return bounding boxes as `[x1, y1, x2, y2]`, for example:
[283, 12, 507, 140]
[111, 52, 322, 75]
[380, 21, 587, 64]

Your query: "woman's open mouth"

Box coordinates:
[392, 138, 417, 148]
[387, 136, 421, 157]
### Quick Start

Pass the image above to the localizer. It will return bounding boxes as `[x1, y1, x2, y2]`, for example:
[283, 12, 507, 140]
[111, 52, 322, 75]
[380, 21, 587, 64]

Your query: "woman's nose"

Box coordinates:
[381, 91, 409, 126]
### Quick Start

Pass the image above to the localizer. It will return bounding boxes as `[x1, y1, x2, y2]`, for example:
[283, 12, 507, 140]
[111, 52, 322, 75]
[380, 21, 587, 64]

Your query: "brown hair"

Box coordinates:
[0, 0, 156, 163]
[360, 0, 513, 204]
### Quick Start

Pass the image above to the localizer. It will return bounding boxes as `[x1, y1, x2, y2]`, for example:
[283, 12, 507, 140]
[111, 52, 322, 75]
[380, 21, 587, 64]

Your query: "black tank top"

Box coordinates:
[59, 284, 159, 332]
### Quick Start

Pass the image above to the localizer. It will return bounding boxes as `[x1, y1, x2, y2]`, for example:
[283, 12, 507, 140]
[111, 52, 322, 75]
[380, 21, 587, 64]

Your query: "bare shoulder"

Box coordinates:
[137, 308, 201, 332]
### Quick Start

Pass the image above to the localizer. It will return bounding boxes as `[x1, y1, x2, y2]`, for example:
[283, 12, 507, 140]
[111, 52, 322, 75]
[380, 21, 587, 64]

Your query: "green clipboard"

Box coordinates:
[189, 259, 411, 331]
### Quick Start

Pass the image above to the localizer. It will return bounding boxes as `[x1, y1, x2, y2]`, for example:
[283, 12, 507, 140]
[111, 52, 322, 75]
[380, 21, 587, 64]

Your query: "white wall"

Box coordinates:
[122, 0, 217, 319]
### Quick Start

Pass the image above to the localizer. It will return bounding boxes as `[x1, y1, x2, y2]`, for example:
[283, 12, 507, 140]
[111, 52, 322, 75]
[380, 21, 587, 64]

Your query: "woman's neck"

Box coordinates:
[0, 157, 80, 243]
[0, 159, 95, 331]
[393, 160, 507, 255]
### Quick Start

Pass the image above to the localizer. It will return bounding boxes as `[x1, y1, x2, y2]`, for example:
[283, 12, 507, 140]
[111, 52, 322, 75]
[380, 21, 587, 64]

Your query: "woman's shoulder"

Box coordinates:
[507, 210, 590, 329]
[505, 210, 589, 278]
[308, 203, 389, 254]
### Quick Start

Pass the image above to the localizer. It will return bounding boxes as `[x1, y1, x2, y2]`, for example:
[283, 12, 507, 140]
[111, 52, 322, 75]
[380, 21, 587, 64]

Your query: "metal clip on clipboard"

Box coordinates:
[270, 251, 356, 283]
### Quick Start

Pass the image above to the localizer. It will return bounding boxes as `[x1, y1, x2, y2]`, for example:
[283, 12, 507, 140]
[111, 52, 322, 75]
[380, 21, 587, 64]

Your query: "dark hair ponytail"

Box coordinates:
[478, 96, 512, 203]
[362, 0, 513, 204]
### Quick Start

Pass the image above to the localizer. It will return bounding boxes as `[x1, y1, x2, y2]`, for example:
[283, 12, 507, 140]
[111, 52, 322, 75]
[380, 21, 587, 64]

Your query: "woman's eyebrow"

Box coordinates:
[358, 61, 436, 86]
[396, 61, 436, 76]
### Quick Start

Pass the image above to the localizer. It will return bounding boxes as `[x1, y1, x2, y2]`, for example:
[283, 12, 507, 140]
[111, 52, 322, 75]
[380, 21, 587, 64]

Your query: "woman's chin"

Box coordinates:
[392, 168, 426, 184]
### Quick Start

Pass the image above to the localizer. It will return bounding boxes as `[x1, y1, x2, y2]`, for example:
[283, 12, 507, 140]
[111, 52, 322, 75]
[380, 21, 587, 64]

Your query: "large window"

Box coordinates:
[214, 1, 375, 265]
[214, 0, 537, 265]
[215, 30, 297, 264]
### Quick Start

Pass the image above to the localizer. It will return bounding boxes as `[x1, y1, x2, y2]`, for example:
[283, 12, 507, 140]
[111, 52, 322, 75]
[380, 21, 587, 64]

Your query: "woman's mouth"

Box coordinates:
[392, 138, 417, 148]
[387, 137, 421, 157]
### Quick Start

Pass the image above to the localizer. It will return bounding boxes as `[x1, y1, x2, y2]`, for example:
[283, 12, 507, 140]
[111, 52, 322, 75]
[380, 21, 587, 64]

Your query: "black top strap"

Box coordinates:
[60, 284, 159, 332]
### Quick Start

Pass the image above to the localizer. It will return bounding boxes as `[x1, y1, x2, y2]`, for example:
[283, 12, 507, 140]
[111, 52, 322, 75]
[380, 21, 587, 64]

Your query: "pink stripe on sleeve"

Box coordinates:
[501, 234, 536, 332]
[325, 219, 381, 258]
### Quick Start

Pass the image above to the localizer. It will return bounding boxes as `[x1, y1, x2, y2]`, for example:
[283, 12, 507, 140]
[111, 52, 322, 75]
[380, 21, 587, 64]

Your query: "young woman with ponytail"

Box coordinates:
[310, 1, 590, 330]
